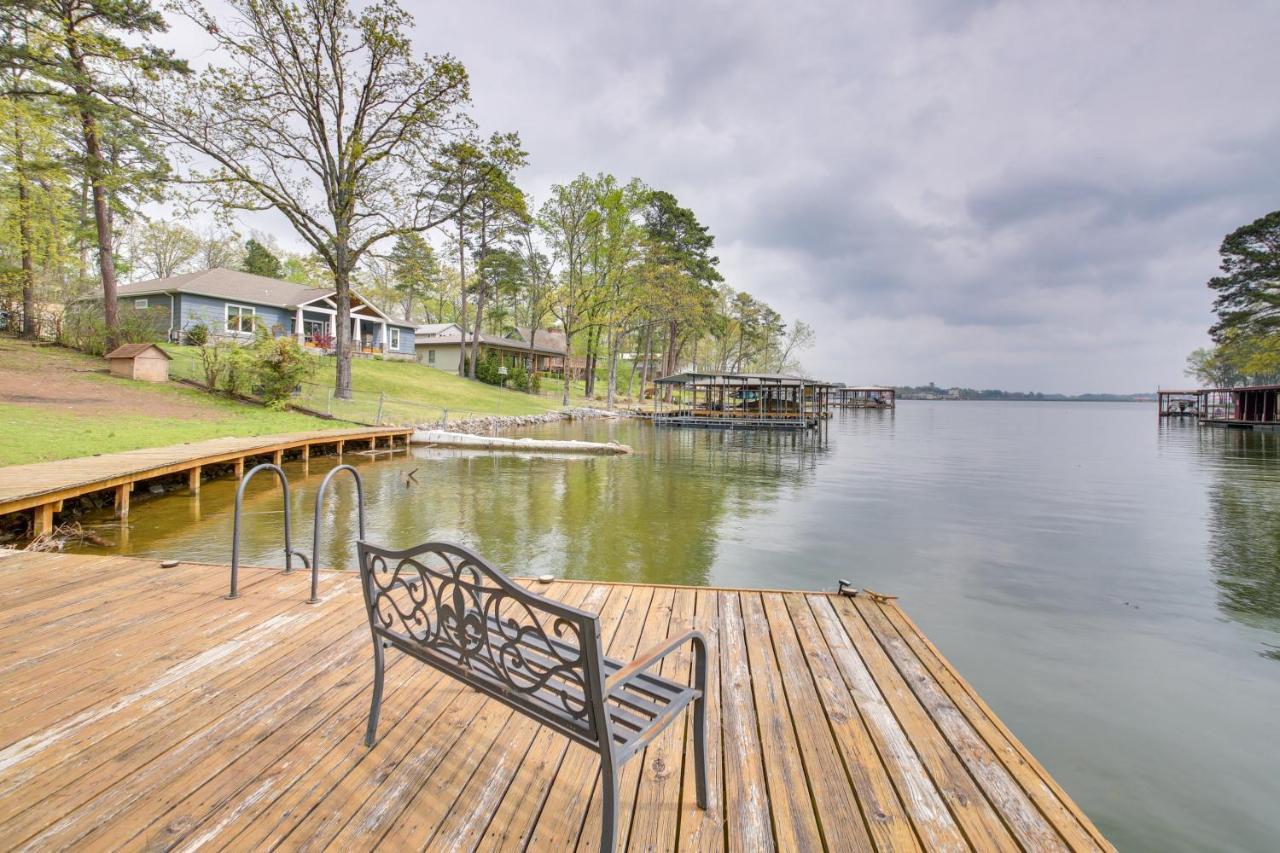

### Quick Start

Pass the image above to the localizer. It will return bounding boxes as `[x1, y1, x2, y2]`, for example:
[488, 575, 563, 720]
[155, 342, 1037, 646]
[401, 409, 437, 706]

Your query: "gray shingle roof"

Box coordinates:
[116, 268, 334, 310]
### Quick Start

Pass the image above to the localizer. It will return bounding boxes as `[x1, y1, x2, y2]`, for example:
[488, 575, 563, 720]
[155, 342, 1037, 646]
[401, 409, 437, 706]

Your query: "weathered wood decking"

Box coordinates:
[0, 551, 1111, 851]
[0, 427, 410, 535]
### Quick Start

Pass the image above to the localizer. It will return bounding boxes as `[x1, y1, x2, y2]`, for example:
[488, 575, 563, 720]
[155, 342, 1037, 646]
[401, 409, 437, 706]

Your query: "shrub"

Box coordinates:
[475, 350, 504, 386]
[221, 343, 255, 397]
[184, 322, 209, 347]
[251, 332, 316, 407]
[509, 362, 530, 392]
[197, 340, 230, 390]
[58, 301, 164, 356]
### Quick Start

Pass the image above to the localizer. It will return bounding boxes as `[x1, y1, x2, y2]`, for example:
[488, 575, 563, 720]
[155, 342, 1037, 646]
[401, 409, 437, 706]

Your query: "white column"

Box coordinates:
[355, 317, 363, 352]
[295, 307, 304, 345]
[381, 321, 388, 353]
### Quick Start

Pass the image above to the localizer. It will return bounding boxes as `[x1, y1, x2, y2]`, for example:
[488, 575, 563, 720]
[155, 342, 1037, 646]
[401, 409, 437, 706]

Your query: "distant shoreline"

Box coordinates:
[896, 395, 1153, 403]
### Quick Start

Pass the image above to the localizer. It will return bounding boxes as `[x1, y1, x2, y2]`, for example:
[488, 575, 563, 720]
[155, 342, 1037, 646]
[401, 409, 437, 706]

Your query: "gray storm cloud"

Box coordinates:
[197, 0, 1280, 392]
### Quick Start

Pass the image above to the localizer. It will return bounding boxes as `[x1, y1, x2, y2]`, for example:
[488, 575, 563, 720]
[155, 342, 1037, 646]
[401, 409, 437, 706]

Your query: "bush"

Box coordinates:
[198, 329, 316, 407]
[58, 302, 164, 356]
[251, 332, 316, 407]
[184, 322, 209, 347]
[475, 350, 504, 386]
[221, 343, 255, 397]
[509, 362, 530, 392]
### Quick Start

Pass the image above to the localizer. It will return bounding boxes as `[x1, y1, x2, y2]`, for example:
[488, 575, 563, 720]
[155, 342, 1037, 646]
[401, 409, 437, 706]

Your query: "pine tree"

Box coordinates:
[241, 238, 283, 279]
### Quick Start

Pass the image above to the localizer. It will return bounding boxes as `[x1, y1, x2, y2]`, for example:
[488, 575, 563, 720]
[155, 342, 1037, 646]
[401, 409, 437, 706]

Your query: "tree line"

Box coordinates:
[0, 0, 812, 405]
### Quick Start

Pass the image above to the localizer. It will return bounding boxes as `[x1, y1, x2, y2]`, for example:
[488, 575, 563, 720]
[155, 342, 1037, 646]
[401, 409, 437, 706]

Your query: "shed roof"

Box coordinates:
[105, 343, 172, 360]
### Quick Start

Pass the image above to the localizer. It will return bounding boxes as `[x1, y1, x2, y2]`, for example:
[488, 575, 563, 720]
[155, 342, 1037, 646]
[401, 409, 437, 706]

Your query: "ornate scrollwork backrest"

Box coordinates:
[357, 540, 605, 736]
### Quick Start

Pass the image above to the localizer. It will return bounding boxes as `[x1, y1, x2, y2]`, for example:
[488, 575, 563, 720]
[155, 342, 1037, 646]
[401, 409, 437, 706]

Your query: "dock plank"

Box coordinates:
[0, 552, 1112, 852]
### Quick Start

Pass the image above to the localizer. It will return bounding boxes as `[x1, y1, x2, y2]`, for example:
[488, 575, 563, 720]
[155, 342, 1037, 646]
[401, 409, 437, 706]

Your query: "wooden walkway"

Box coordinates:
[0, 551, 1111, 851]
[0, 427, 410, 535]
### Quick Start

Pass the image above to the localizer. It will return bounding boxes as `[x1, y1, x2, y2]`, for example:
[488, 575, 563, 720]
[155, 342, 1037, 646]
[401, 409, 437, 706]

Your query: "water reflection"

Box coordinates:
[1198, 426, 1280, 658]
[71, 420, 832, 588]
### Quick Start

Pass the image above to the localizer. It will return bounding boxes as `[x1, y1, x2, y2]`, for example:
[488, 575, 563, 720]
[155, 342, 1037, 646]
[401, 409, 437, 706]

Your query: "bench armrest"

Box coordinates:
[606, 629, 706, 694]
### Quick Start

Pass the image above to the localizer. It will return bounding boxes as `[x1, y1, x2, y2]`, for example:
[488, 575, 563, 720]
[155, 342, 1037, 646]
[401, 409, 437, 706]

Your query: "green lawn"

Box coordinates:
[0, 336, 344, 466]
[0, 400, 333, 466]
[162, 344, 562, 423]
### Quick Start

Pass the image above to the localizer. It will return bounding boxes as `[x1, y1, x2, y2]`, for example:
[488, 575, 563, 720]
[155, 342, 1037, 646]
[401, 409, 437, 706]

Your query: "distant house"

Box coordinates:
[414, 323, 568, 374]
[112, 268, 415, 359]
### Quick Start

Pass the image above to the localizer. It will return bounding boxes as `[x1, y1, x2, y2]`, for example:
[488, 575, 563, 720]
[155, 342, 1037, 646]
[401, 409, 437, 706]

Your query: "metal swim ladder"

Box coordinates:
[228, 463, 366, 603]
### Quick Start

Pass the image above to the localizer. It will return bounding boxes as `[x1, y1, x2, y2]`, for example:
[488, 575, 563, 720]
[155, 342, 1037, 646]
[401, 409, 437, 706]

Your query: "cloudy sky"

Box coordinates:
[185, 0, 1280, 393]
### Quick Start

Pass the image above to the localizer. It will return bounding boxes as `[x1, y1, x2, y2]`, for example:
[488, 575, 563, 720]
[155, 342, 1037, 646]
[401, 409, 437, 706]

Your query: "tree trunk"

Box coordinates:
[584, 325, 599, 397]
[470, 282, 486, 380]
[456, 227, 468, 376]
[527, 327, 538, 395]
[606, 327, 619, 411]
[12, 110, 35, 338]
[562, 329, 573, 407]
[65, 32, 119, 347]
[334, 253, 354, 399]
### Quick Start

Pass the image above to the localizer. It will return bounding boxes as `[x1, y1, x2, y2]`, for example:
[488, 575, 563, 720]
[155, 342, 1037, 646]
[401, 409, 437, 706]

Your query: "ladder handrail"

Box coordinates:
[228, 463, 310, 599]
[309, 464, 366, 603]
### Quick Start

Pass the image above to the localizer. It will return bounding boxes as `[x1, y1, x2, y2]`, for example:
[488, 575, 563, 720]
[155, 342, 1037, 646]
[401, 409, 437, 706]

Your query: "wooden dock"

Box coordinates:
[0, 550, 1110, 851]
[0, 427, 411, 535]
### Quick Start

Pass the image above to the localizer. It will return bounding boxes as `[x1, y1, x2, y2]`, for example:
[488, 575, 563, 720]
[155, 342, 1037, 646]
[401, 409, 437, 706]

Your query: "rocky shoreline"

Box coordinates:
[436, 406, 632, 436]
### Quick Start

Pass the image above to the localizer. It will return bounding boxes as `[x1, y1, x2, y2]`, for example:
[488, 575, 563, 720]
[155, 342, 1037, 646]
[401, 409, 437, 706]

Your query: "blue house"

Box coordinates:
[114, 268, 415, 359]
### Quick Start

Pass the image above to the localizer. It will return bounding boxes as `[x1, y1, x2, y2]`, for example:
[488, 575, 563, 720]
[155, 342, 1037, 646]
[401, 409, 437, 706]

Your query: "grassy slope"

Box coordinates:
[0, 399, 328, 466]
[163, 344, 562, 419]
[0, 339, 334, 466]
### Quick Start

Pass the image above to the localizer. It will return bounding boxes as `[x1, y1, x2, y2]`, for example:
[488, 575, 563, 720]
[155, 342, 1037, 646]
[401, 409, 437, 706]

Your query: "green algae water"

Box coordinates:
[69, 401, 1280, 852]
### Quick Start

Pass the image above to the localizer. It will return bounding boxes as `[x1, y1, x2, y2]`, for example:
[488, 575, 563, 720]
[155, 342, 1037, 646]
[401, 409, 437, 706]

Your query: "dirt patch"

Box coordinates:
[0, 338, 223, 421]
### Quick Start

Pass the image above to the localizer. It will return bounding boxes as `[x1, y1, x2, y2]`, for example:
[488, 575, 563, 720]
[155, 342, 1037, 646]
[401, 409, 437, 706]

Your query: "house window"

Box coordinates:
[134, 298, 148, 309]
[225, 303, 256, 334]
[389, 327, 401, 350]
[428, 349, 436, 365]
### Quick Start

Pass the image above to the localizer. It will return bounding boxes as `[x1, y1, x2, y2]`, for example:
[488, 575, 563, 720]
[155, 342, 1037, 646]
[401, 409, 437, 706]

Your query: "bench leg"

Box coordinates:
[693, 635, 710, 809]
[693, 694, 708, 809]
[600, 755, 619, 852]
[365, 640, 385, 747]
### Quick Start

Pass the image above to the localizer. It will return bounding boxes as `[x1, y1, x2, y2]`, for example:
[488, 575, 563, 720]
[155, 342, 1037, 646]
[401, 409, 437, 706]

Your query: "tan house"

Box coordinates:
[105, 343, 172, 382]
[414, 324, 569, 374]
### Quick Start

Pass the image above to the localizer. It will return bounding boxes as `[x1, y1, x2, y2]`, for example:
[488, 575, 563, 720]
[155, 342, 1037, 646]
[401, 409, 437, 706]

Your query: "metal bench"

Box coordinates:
[356, 539, 708, 851]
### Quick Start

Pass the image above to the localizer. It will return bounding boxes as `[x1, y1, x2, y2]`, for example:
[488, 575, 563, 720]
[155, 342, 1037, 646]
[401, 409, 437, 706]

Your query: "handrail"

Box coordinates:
[309, 464, 365, 604]
[228, 463, 310, 599]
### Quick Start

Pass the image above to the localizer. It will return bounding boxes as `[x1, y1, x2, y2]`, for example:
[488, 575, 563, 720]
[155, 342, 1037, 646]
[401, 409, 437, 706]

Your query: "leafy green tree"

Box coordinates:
[125, 219, 200, 279]
[1185, 346, 1242, 387]
[196, 227, 241, 270]
[642, 190, 722, 386]
[135, 0, 471, 399]
[1, 0, 187, 346]
[388, 232, 438, 322]
[1208, 210, 1280, 342]
[241, 238, 283, 279]
[460, 132, 527, 379]
[0, 83, 79, 335]
[541, 174, 602, 405]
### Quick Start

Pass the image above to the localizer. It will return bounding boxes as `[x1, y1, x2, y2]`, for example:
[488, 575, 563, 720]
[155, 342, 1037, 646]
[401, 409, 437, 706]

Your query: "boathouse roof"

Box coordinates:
[655, 371, 837, 387]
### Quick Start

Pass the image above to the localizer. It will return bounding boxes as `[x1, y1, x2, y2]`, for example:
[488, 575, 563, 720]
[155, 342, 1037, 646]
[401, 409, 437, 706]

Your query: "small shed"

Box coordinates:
[105, 343, 172, 382]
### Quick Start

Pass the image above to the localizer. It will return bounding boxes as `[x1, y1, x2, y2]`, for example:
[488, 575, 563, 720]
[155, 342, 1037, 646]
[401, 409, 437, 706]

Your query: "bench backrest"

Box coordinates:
[356, 540, 610, 748]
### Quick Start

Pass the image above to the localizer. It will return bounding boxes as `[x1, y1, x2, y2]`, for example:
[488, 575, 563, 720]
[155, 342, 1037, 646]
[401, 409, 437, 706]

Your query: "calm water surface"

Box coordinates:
[73, 401, 1280, 852]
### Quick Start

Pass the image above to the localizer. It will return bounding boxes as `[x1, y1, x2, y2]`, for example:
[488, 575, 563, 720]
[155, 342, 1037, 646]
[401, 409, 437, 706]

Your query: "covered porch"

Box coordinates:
[290, 293, 403, 357]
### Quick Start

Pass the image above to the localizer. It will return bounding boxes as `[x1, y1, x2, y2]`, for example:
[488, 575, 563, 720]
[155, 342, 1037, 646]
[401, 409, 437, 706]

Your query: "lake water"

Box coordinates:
[72, 401, 1280, 852]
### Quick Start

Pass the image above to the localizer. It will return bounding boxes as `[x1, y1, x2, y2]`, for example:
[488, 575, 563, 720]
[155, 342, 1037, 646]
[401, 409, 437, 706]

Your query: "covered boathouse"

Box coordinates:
[1200, 384, 1280, 427]
[831, 384, 896, 408]
[651, 371, 835, 429]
